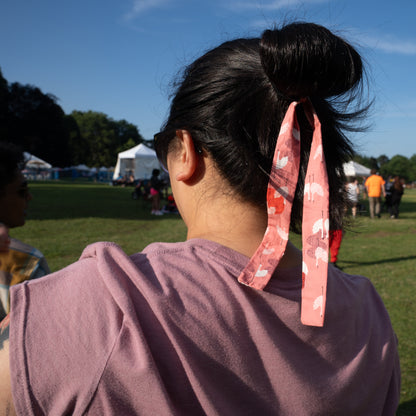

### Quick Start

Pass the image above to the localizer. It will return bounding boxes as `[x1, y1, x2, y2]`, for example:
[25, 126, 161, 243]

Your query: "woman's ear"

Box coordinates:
[173, 130, 199, 182]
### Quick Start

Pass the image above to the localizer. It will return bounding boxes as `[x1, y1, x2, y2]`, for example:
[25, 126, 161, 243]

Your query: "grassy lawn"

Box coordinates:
[11, 181, 416, 413]
[13, 181, 187, 271]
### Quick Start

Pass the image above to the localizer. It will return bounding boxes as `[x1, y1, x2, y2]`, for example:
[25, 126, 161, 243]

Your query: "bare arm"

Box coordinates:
[0, 315, 16, 416]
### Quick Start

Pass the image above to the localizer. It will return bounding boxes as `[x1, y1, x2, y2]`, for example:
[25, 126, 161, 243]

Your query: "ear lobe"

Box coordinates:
[174, 130, 199, 182]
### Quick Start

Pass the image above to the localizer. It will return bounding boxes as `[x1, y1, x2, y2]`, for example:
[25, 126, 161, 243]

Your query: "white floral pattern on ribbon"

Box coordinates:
[238, 101, 329, 327]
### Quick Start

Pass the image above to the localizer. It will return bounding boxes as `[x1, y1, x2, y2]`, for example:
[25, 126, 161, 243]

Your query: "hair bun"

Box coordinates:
[260, 22, 363, 99]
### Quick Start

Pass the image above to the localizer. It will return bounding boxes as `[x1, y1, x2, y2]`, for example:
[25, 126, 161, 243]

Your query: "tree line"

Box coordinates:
[0, 67, 415, 180]
[0, 67, 144, 167]
[354, 154, 416, 183]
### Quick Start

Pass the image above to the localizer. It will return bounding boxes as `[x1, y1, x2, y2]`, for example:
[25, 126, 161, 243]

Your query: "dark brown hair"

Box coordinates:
[156, 22, 369, 232]
[0, 141, 25, 195]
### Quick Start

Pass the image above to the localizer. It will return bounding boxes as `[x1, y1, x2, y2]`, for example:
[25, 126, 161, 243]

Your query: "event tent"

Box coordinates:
[24, 152, 52, 169]
[73, 164, 90, 171]
[343, 161, 371, 177]
[113, 143, 160, 180]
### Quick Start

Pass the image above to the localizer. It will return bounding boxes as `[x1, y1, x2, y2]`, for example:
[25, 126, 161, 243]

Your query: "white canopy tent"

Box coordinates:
[343, 161, 371, 177]
[24, 152, 52, 169]
[113, 143, 161, 180]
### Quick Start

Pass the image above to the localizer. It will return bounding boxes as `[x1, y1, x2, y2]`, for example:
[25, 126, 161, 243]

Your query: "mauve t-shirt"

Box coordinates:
[10, 239, 400, 415]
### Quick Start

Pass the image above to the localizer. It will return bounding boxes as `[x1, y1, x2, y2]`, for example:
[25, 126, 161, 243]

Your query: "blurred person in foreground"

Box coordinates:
[0, 22, 399, 415]
[0, 142, 50, 321]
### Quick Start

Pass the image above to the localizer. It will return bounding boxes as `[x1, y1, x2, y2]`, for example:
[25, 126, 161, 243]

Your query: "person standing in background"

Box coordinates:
[384, 176, 394, 212]
[346, 178, 360, 218]
[329, 229, 343, 269]
[149, 168, 164, 215]
[389, 176, 404, 219]
[365, 169, 385, 218]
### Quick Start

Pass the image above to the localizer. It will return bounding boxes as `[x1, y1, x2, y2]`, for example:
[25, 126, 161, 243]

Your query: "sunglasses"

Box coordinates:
[153, 129, 203, 171]
[153, 129, 176, 170]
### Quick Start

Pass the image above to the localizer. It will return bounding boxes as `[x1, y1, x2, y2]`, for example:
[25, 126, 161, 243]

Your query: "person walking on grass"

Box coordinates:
[346, 178, 360, 218]
[365, 169, 386, 218]
[389, 176, 404, 219]
[0, 22, 399, 415]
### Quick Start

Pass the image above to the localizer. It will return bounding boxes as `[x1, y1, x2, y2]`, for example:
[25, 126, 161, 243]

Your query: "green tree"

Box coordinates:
[377, 154, 389, 168]
[2, 81, 70, 166]
[117, 137, 136, 153]
[380, 155, 411, 181]
[112, 119, 143, 153]
[408, 154, 416, 182]
[353, 154, 378, 170]
[64, 114, 87, 166]
[70, 111, 143, 167]
[0, 69, 146, 167]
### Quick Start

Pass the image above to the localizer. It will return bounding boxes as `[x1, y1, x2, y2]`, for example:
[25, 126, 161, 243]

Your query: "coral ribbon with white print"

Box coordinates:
[238, 100, 329, 327]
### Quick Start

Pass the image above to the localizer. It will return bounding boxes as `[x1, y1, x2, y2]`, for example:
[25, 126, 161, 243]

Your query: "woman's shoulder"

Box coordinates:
[327, 266, 394, 329]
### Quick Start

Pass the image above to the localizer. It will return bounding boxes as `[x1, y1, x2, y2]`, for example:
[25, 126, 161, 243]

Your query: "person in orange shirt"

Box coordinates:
[365, 169, 386, 218]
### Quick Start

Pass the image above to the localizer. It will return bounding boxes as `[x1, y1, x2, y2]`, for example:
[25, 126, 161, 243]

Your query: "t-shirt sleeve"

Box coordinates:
[381, 346, 401, 416]
[9, 245, 124, 415]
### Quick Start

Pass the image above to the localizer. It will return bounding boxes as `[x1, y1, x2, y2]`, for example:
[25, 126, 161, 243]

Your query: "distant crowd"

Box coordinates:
[346, 168, 405, 219]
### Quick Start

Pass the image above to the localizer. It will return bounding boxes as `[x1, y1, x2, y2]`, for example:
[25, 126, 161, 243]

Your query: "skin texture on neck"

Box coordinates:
[167, 130, 302, 269]
[186, 190, 268, 259]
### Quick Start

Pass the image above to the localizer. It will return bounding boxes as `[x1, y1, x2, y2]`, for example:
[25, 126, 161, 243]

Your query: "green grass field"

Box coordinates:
[11, 181, 416, 413]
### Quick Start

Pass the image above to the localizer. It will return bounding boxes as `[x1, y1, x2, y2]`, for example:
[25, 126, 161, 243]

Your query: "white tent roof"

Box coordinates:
[113, 143, 160, 180]
[117, 143, 157, 159]
[343, 161, 371, 177]
[74, 164, 90, 171]
[24, 152, 52, 169]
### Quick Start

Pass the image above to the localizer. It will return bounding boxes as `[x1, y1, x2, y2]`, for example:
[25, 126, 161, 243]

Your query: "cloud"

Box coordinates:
[123, 0, 171, 20]
[228, 0, 328, 11]
[360, 34, 416, 56]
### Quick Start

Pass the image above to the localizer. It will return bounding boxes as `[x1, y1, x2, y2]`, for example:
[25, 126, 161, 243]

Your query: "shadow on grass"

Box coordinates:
[397, 398, 416, 416]
[341, 256, 416, 267]
[399, 196, 416, 214]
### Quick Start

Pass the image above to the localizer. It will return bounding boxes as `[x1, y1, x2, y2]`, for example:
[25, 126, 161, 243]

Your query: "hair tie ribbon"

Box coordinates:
[238, 100, 329, 327]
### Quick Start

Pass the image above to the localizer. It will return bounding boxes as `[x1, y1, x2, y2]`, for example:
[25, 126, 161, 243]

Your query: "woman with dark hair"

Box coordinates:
[1, 23, 399, 415]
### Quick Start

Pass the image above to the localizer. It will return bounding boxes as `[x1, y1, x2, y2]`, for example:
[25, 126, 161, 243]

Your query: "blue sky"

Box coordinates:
[1, 0, 415, 159]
